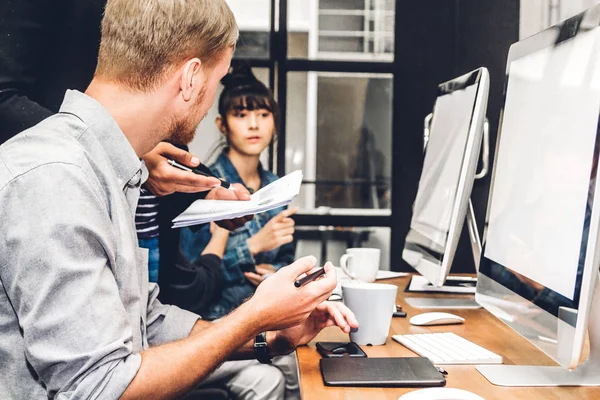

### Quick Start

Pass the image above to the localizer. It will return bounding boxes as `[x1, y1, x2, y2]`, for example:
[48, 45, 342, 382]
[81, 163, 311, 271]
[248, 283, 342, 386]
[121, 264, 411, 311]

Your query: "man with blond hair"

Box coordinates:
[0, 1, 358, 399]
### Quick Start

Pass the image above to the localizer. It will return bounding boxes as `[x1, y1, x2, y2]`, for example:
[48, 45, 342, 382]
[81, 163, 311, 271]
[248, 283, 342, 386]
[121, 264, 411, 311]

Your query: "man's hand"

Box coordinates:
[143, 142, 221, 196]
[273, 301, 359, 355]
[205, 184, 253, 230]
[249, 257, 337, 332]
[247, 207, 298, 255]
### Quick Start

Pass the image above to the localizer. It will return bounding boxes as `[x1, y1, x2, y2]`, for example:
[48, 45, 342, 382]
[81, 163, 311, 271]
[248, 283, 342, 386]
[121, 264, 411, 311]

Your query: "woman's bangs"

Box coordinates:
[230, 93, 273, 113]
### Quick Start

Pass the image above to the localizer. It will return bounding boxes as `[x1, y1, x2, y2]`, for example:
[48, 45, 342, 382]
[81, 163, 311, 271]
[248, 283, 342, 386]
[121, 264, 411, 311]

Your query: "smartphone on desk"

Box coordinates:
[316, 342, 367, 358]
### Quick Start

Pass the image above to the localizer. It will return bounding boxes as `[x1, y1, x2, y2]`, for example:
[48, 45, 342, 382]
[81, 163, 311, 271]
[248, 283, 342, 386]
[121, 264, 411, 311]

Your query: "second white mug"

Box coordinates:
[339, 248, 380, 283]
[342, 281, 398, 345]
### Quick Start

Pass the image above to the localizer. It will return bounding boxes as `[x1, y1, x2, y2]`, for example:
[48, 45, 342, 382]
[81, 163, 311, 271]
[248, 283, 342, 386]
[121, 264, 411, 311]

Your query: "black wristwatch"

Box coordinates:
[254, 331, 272, 364]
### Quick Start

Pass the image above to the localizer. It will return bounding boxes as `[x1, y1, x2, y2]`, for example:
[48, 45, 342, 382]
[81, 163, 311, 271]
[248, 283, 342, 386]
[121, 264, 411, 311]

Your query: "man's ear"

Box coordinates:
[215, 115, 228, 134]
[181, 58, 203, 102]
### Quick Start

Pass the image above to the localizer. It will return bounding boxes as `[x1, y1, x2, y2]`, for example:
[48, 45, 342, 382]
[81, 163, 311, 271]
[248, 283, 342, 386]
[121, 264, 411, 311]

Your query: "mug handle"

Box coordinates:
[340, 253, 356, 279]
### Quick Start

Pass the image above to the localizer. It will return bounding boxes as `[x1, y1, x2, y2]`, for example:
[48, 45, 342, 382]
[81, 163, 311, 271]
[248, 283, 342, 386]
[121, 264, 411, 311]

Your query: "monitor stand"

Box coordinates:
[476, 272, 600, 386]
[405, 200, 482, 310]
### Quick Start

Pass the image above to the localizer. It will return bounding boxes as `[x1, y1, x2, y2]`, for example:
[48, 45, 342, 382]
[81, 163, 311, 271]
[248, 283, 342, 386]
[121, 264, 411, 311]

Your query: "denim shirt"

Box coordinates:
[179, 151, 296, 319]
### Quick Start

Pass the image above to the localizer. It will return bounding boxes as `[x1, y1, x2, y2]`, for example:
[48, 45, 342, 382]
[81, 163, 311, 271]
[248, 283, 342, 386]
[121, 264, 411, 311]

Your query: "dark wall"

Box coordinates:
[391, 0, 520, 272]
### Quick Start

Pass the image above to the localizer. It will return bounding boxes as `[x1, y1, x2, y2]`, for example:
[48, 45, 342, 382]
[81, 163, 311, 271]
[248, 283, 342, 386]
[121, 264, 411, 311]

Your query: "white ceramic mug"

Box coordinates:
[342, 282, 398, 345]
[339, 248, 380, 283]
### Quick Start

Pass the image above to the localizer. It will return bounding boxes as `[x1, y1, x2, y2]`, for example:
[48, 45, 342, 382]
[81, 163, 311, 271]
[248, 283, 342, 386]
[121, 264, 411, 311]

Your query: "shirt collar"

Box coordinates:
[215, 150, 269, 192]
[59, 90, 143, 189]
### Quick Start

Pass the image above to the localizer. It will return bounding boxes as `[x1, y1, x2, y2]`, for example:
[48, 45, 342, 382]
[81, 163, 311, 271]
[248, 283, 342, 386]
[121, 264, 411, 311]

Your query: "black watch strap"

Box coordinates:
[254, 331, 272, 364]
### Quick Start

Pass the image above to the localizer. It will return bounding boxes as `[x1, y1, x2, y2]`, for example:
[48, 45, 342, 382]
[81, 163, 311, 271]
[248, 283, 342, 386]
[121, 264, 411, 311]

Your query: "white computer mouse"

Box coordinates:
[399, 387, 485, 400]
[409, 312, 465, 326]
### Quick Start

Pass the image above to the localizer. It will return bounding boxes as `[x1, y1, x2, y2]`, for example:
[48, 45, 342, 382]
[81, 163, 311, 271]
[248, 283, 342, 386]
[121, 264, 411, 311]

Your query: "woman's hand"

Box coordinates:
[244, 264, 276, 287]
[247, 207, 299, 255]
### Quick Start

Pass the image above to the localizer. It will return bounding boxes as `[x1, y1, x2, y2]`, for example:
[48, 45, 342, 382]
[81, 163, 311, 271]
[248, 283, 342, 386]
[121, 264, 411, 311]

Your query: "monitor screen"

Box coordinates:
[477, 7, 600, 368]
[412, 85, 478, 251]
[403, 68, 489, 286]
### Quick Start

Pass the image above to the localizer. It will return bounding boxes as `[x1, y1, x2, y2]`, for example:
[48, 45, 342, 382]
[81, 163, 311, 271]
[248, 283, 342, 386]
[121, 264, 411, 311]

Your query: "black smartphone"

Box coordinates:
[316, 342, 367, 358]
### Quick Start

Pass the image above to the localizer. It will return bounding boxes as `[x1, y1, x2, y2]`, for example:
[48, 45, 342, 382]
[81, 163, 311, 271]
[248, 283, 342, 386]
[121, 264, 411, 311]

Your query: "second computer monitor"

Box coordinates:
[403, 67, 490, 287]
[476, 4, 600, 386]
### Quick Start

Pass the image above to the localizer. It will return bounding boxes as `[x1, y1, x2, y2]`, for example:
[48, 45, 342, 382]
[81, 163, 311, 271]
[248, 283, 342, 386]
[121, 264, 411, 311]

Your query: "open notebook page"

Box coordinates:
[172, 170, 303, 228]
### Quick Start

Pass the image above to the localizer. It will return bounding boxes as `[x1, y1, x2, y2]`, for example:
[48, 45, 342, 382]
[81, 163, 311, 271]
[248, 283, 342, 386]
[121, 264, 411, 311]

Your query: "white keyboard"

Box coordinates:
[392, 332, 503, 365]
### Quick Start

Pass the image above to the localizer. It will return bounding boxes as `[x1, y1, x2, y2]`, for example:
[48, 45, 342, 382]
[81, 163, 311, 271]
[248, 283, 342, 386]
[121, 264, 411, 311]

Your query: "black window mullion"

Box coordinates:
[272, 0, 398, 232]
[267, 0, 277, 171]
[268, 0, 277, 79]
[275, 0, 288, 176]
[293, 214, 392, 228]
[286, 59, 395, 74]
[390, 0, 402, 270]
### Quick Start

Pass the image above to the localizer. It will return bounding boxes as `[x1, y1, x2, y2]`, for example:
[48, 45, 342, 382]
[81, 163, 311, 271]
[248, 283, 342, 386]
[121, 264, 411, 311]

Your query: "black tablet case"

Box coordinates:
[320, 357, 446, 387]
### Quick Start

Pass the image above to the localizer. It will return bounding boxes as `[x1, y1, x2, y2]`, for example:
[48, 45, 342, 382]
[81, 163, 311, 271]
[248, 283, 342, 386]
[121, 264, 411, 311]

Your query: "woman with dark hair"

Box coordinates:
[179, 65, 298, 320]
[178, 65, 300, 399]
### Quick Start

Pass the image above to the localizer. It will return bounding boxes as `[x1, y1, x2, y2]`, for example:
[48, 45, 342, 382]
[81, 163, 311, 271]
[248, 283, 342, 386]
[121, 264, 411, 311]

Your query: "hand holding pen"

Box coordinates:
[295, 267, 327, 288]
[141, 143, 253, 230]
[250, 257, 357, 337]
[142, 143, 224, 196]
[167, 159, 235, 191]
[294, 261, 337, 289]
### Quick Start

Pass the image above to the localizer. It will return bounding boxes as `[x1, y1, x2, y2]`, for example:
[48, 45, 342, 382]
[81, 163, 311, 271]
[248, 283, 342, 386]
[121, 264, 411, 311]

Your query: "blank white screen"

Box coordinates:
[411, 85, 478, 250]
[485, 27, 600, 300]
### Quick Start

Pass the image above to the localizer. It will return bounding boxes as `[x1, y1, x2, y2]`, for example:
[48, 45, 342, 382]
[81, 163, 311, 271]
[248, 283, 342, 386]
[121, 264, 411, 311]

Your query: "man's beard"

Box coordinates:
[168, 86, 207, 145]
[168, 119, 197, 146]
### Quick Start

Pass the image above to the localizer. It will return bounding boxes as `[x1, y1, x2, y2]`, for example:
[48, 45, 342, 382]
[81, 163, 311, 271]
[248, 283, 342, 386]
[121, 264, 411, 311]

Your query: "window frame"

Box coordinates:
[232, 0, 399, 226]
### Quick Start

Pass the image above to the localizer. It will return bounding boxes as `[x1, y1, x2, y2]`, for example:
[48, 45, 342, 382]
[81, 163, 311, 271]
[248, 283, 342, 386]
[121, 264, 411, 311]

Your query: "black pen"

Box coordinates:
[294, 267, 326, 288]
[167, 159, 234, 191]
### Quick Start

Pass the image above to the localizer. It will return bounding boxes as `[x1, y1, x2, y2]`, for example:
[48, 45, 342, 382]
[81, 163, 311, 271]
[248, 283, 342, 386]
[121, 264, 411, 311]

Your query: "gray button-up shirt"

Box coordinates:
[0, 90, 200, 399]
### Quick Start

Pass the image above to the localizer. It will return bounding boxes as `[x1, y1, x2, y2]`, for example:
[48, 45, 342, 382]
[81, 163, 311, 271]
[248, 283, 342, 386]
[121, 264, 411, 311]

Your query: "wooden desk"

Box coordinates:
[297, 276, 598, 400]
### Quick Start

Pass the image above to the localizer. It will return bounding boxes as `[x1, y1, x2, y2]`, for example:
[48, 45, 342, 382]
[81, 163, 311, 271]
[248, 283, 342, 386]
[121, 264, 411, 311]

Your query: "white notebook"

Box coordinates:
[172, 170, 303, 228]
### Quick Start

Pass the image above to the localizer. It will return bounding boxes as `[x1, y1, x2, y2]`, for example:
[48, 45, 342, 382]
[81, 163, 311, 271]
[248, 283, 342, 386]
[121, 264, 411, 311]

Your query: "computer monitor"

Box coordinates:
[476, 5, 600, 386]
[402, 68, 489, 297]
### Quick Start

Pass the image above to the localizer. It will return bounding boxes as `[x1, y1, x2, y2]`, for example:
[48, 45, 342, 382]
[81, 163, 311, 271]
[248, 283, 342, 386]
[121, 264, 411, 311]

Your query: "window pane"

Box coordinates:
[286, 72, 393, 210]
[226, 0, 271, 59]
[288, 0, 395, 62]
[519, 0, 599, 39]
